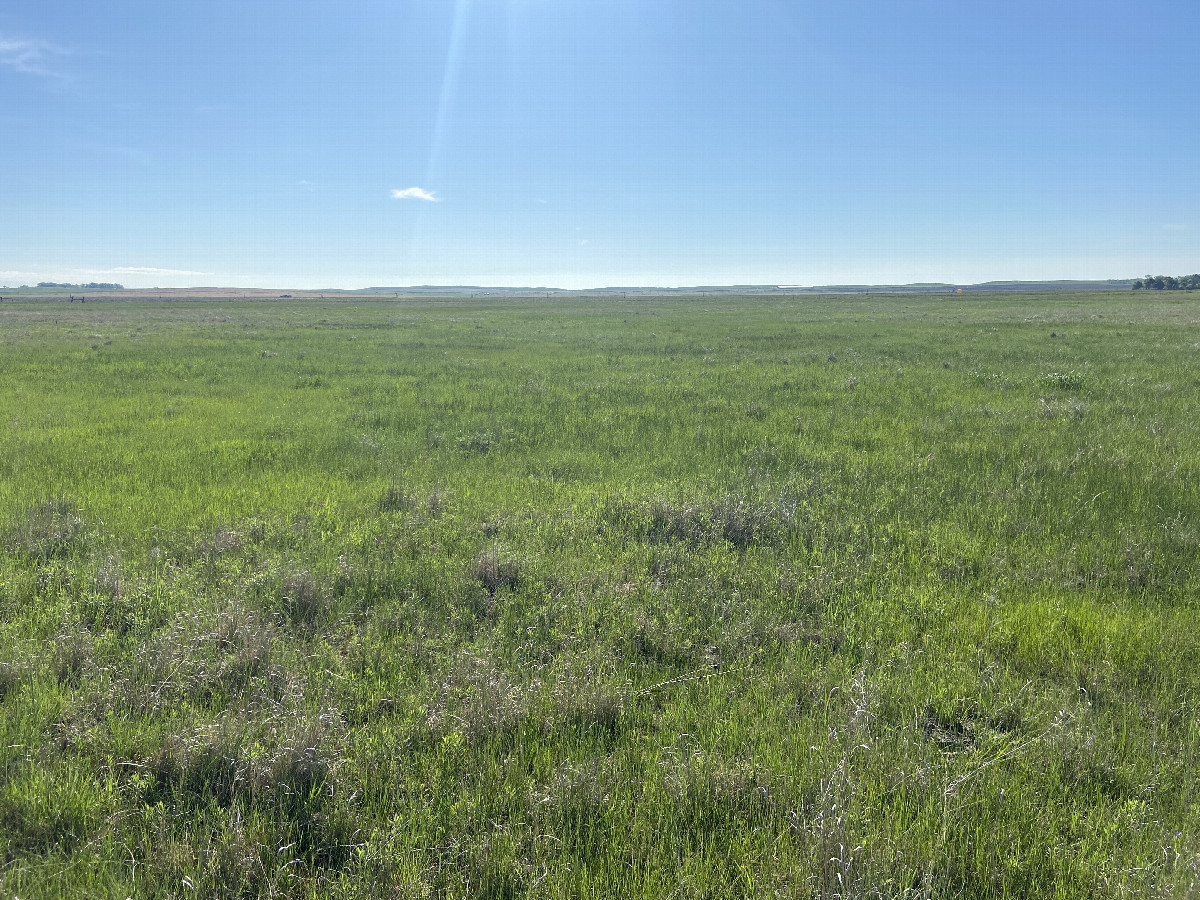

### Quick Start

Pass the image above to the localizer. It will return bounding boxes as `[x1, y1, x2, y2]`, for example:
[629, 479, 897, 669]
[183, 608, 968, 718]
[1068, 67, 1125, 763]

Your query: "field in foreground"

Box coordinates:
[0, 292, 1198, 898]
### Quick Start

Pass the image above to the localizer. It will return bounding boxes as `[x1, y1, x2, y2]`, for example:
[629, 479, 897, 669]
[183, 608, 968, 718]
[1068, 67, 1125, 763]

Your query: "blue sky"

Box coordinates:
[1, 0, 1197, 289]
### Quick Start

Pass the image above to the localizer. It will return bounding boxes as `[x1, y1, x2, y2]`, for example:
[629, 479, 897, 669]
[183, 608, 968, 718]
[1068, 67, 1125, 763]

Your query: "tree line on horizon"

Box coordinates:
[35, 282, 125, 290]
[1132, 274, 1200, 290]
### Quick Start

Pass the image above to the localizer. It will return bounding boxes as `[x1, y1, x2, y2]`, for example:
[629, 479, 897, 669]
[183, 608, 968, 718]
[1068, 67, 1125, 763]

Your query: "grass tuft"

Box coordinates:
[1038, 370, 1086, 391]
[146, 712, 343, 817]
[377, 478, 415, 512]
[197, 526, 243, 560]
[601, 490, 799, 549]
[5, 497, 85, 562]
[281, 569, 328, 627]
[0, 658, 25, 702]
[51, 626, 95, 687]
[471, 548, 521, 595]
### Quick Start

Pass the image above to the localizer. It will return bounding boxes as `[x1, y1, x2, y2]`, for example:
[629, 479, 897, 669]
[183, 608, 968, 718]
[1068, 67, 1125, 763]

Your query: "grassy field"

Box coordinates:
[0, 292, 1198, 898]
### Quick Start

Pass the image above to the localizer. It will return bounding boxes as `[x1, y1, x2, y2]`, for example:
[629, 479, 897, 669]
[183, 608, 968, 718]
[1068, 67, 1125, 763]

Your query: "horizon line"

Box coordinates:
[0, 277, 1156, 295]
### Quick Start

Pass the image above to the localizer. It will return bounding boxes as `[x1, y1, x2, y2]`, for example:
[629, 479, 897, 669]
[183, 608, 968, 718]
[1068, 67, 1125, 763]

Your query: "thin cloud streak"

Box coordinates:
[0, 34, 69, 77]
[0, 266, 209, 287]
[391, 187, 439, 202]
[107, 267, 209, 276]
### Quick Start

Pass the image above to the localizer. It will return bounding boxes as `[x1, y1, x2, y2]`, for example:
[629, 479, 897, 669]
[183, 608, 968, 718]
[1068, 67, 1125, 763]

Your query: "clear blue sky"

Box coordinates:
[1, 0, 1196, 289]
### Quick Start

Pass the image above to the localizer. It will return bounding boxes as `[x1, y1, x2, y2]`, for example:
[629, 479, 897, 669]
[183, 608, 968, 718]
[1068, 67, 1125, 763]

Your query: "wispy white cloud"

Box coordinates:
[391, 187, 438, 202]
[107, 267, 208, 276]
[0, 266, 209, 287]
[0, 34, 69, 77]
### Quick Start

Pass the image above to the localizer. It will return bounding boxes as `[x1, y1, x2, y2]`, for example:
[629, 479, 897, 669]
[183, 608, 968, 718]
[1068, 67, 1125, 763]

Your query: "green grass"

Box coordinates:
[0, 291, 1198, 897]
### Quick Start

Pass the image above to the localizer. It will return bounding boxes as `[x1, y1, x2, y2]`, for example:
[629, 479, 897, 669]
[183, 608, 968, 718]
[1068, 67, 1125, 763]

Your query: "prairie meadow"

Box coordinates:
[0, 292, 1197, 897]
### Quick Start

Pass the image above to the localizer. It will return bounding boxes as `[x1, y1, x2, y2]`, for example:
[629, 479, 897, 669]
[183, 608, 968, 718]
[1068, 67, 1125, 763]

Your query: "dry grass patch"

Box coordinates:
[281, 569, 329, 627]
[146, 712, 344, 804]
[5, 497, 85, 562]
[51, 625, 96, 688]
[600, 490, 803, 550]
[113, 604, 284, 716]
[0, 657, 26, 702]
[470, 548, 521, 596]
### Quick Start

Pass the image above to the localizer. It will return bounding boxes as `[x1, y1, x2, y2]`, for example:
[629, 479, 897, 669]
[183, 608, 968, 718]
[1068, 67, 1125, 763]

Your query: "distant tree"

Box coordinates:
[1134, 274, 1199, 291]
[33, 281, 122, 290]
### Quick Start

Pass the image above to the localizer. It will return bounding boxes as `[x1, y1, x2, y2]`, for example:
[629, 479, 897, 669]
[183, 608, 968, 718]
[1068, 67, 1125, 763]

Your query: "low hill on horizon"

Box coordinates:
[0, 279, 1148, 298]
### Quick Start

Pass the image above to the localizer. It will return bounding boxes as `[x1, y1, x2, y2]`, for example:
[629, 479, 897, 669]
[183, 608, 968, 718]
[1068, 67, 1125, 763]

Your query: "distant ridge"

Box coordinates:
[355, 279, 1137, 295]
[2, 279, 1147, 298]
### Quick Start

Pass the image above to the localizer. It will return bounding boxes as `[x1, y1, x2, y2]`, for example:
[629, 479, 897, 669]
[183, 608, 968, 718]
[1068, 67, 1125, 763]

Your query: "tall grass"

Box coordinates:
[0, 292, 1198, 897]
